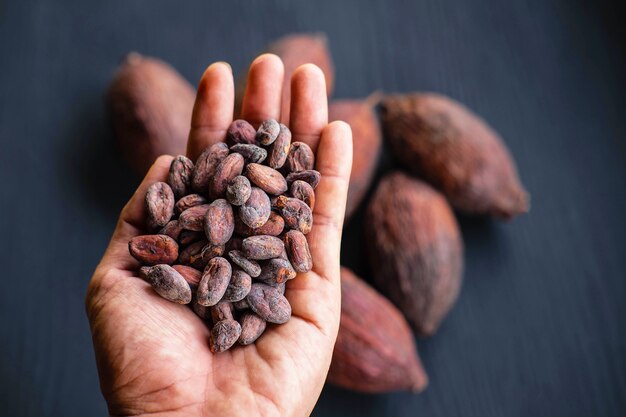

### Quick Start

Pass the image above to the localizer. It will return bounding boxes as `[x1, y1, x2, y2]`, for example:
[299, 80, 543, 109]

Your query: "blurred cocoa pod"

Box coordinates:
[381, 93, 529, 218]
[328, 267, 428, 393]
[365, 172, 463, 337]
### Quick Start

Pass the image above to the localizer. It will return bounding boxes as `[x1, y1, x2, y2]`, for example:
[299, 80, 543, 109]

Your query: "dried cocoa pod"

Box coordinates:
[228, 250, 262, 277]
[145, 182, 175, 229]
[366, 172, 463, 336]
[258, 258, 296, 284]
[275, 196, 313, 234]
[239, 186, 271, 229]
[178, 240, 209, 269]
[159, 220, 183, 241]
[285, 141, 315, 173]
[235, 211, 284, 237]
[226, 176, 252, 206]
[238, 312, 267, 345]
[245, 163, 288, 195]
[328, 267, 428, 393]
[226, 119, 256, 146]
[178, 230, 203, 246]
[178, 204, 210, 232]
[381, 93, 529, 218]
[285, 170, 321, 189]
[223, 269, 252, 302]
[283, 230, 312, 273]
[129, 235, 178, 265]
[267, 123, 291, 169]
[197, 257, 232, 307]
[209, 153, 245, 199]
[175, 194, 208, 216]
[107, 53, 194, 175]
[168, 155, 194, 199]
[246, 283, 291, 324]
[329, 98, 381, 219]
[192, 142, 229, 193]
[242, 235, 285, 260]
[203, 199, 235, 246]
[172, 264, 202, 289]
[211, 300, 235, 322]
[230, 144, 267, 164]
[290, 180, 315, 210]
[255, 119, 280, 145]
[144, 264, 192, 304]
[210, 319, 242, 353]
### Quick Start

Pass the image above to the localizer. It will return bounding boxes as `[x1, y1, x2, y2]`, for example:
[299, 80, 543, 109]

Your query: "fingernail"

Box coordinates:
[215, 61, 232, 73]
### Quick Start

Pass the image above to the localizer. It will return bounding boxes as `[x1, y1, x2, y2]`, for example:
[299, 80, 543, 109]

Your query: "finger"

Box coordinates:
[241, 54, 284, 127]
[187, 62, 234, 161]
[288, 64, 328, 153]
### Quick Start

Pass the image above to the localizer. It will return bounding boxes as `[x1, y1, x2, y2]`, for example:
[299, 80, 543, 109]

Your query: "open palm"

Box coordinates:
[86, 55, 353, 417]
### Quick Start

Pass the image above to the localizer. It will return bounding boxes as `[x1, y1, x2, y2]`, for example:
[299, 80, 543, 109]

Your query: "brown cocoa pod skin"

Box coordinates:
[107, 53, 194, 175]
[381, 93, 529, 218]
[178, 240, 209, 269]
[245, 163, 288, 195]
[226, 176, 252, 206]
[226, 119, 257, 146]
[285, 170, 321, 189]
[174, 194, 208, 216]
[223, 269, 252, 302]
[290, 180, 315, 210]
[283, 230, 313, 273]
[239, 186, 271, 229]
[210, 319, 242, 353]
[178, 204, 210, 232]
[203, 199, 235, 246]
[192, 142, 229, 193]
[267, 123, 292, 169]
[129, 235, 179, 265]
[258, 258, 296, 284]
[285, 141, 315, 173]
[197, 257, 232, 307]
[210, 300, 235, 323]
[172, 264, 202, 289]
[366, 172, 463, 336]
[144, 264, 192, 304]
[235, 211, 284, 237]
[255, 119, 280, 145]
[242, 235, 285, 260]
[228, 250, 262, 277]
[246, 283, 291, 324]
[230, 144, 267, 164]
[145, 182, 175, 229]
[178, 230, 203, 246]
[329, 99, 381, 220]
[275, 196, 313, 234]
[159, 220, 183, 241]
[238, 312, 267, 345]
[209, 153, 245, 199]
[328, 267, 428, 393]
[168, 155, 194, 199]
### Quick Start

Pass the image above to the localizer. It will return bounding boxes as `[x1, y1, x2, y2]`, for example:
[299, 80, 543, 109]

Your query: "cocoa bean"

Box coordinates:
[210, 300, 235, 322]
[129, 235, 178, 265]
[267, 123, 291, 169]
[285, 141, 315, 173]
[178, 230, 203, 246]
[197, 257, 232, 307]
[255, 119, 280, 145]
[192, 142, 229, 193]
[246, 283, 291, 324]
[226, 119, 256, 146]
[209, 153, 245, 199]
[172, 264, 202, 289]
[223, 269, 252, 302]
[192, 298, 212, 320]
[226, 175, 252, 206]
[210, 319, 241, 353]
[203, 199, 235, 245]
[145, 182, 175, 229]
[178, 240, 209, 269]
[233, 299, 250, 310]
[258, 258, 296, 284]
[174, 194, 208, 215]
[242, 235, 284, 260]
[225, 236, 243, 253]
[290, 180, 315, 210]
[235, 211, 284, 237]
[144, 264, 192, 304]
[138, 266, 151, 281]
[275, 196, 313, 234]
[168, 155, 194, 199]
[245, 163, 288, 195]
[201, 243, 225, 263]
[238, 186, 271, 229]
[178, 204, 210, 232]
[228, 250, 261, 277]
[230, 144, 267, 164]
[159, 220, 183, 241]
[238, 312, 267, 345]
[283, 230, 312, 273]
[285, 170, 321, 189]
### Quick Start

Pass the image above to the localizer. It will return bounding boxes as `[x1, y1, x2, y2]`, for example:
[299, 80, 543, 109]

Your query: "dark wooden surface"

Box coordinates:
[1, 0, 625, 416]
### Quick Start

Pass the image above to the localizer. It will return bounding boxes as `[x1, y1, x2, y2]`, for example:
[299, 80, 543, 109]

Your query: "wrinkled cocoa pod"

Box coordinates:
[197, 257, 232, 307]
[211, 300, 235, 322]
[285, 141, 315, 173]
[329, 98, 381, 219]
[246, 283, 291, 324]
[228, 250, 262, 277]
[178, 204, 210, 232]
[239, 186, 271, 229]
[159, 220, 183, 241]
[175, 194, 208, 215]
[235, 211, 284, 237]
[238, 312, 267, 345]
[283, 230, 312, 273]
[172, 264, 202, 289]
[107, 53, 194, 175]
[230, 144, 267, 164]
[245, 163, 288, 195]
[285, 170, 321, 189]
[223, 269, 252, 302]
[226, 119, 256, 146]
[226, 176, 252, 206]
[192, 142, 229, 193]
[267, 124, 291, 169]
[168, 155, 194, 199]
[255, 119, 280, 145]
[275, 196, 313, 234]
[203, 199, 235, 246]
[328, 268, 428, 393]
[209, 153, 245, 199]
[210, 319, 242, 353]
[381, 93, 529, 218]
[290, 180, 315, 210]
[258, 258, 296, 284]
[178, 240, 209, 269]
[129, 235, 178, 265]
[242, 235, 285, 260]
[144, 264, 192, 304]
[178, 230, 203, 246]
[366, 172, 463, 336]
[145, 182, 175, 229]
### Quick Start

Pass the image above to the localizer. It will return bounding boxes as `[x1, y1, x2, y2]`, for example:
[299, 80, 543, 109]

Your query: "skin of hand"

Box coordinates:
[85, 54, 353, 417]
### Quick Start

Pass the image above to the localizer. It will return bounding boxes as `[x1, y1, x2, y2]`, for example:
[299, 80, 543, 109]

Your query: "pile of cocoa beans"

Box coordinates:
[128, 119, 317, 352]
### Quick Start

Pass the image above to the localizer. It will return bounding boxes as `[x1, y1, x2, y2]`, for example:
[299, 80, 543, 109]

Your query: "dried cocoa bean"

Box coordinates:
[210, 319, 241, 353]
[267, 123, 291, 169]
[226, 119, 256, 146]
[283, 230, 312, 273]
[285, 170, 321, 189]
[228, 250, 262, 278]
[258, 258, 296, 284]
[145, 182, 175, 229]
[172, 264, 202, 289]
[178, 240, 209, 269]
[238, 186, 271, 229]
[201, 243, 225, 263]
[144, 264, 192, 304]
[192, 142, 229, 193]
[178, 230, 203, 246]
[246, 283, 291, 324]
[225, 236, 243, 253]
[275, 196, 313, 234]
[192, 297, 212, 320]
[211, 300, 235, 322]
[209, 153, 245, 199]
[159, 220, 183, 241]
[226, 176, 252, 206]
[285, 141, 315, 172]
[235, 211, 284, 237]
[233, 299, 249, 310]
[138, 266, 151, 281]
[129, 235, 178, 265]
[238, 312, 267, 345]
[197, 257, 232, 307]
[242, 235, 284, 260]
[230, 144, 267, 164]
[256, 119, 280, 145]
[203, 199, 235, 245]
[175, 194, 208, 215]
[223, 269, 252, 302]
[178, 204, 210, 232]
[290, 180, 315, 210]
[245, 163, 288, 195]
[168, 155, 194, 199]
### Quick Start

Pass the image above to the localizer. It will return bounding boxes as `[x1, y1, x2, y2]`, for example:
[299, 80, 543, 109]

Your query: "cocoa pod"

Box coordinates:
[290, 180, 315, 210]
[209, 153, 245, 199]
[283, 230, 312, 273]
[258, 258, 296, 284]
[228, 250, 262, 278]
[144, 264, 192, 304]
[328, 267, 428, 393]
[238, 186, 271, 229]
[245, 163, 288, 195]
[285, 170, 321, 189]
[210, 319, 242, 353]
[256, 119, 280, 145]
[235, 211, 284, 237]
[211, 300, 235, 323]
[178, 230, 203, 246]
[159, 220, 183, 241]
[275, 196, 313, 234]
[381, 93, 529, 218]
[107, 53, 194, 175]
[242, 235, 285, 260]
[223, 269, 252, 302]
[285, 141, 315, 173]
[226, 176, 252, 206]
[174, 194, 207, 216]
[178, 204, 210, 232]
[197, 257, 232, 307]
[329, 98, 381, 219]
[145, 182, 175, 229]
[246, 283, 291, 324]
[238, 312, 267, 345]
[267, 123, 291, 169]
[366, 172, 463, 336]
[129, 235, 178, 265]
[192, 142, 229, 193]
[230, 144, 267, 164]
[226, 119, 256, 146]
[168, 155, 194, 199]
[203, 199, 235, 246]
[172, 264, 202, 289]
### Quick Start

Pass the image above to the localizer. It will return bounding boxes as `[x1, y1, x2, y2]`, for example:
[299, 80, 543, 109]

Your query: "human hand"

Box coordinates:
[86, 54, 353, 417]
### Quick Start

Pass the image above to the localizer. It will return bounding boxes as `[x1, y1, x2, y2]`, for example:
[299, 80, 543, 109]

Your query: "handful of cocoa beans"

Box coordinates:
[128, 119, 317, 352]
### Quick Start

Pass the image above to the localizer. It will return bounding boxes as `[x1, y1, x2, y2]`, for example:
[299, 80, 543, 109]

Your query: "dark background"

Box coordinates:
[1, 0, 625, 416]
